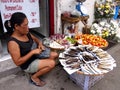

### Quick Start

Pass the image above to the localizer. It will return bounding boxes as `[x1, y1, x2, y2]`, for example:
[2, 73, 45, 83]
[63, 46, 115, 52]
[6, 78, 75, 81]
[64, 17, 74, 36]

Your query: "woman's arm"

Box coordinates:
[30, 33, 45, 50]
[8, 41, 42, 66]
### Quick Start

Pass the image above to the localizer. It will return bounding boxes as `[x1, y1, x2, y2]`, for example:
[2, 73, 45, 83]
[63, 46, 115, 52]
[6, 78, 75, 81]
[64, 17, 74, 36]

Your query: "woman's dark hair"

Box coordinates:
[10, 12, 27, 29]
[4, 12, 27, 34]
[4, 20, 13, 34]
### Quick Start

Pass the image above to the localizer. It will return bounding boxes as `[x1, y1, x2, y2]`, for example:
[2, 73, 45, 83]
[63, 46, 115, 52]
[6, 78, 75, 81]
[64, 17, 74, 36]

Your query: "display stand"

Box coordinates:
[61, 15, 89, 34]
[58, 44, 116, 90]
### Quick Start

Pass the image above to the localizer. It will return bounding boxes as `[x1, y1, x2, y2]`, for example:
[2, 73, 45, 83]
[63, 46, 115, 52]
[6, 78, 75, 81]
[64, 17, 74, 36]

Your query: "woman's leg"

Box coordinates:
[31, 59, 56, 86]
[49, 51, 59, 60]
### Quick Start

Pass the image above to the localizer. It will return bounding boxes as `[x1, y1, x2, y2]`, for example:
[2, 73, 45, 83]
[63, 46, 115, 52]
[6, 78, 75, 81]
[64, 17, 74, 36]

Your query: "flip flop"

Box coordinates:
[29, 78, 46, 87]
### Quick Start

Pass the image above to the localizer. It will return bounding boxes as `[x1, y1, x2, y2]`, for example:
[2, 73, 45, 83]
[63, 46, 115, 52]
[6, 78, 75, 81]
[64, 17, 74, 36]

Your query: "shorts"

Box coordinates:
[24, 59, 39, 73]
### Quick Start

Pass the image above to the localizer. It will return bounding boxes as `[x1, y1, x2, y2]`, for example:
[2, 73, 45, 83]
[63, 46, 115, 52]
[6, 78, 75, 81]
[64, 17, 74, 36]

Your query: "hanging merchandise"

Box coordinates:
[113, 1, 120, 19]
[75, 0, 88, 16]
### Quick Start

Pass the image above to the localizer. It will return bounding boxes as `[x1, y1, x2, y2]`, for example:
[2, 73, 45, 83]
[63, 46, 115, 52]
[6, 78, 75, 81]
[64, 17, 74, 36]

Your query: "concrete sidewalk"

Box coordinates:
[0, 43, 120, 90]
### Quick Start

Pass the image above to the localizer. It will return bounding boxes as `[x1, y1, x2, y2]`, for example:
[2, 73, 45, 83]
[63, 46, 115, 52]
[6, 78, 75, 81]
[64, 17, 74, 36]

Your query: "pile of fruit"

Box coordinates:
[49, 33, 108, 48]
[75, 34, 108, 48]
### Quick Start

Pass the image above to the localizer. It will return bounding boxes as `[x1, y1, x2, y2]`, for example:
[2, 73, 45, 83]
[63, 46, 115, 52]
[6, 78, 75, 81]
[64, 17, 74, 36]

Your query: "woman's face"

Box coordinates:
[15, 18, 29, 35]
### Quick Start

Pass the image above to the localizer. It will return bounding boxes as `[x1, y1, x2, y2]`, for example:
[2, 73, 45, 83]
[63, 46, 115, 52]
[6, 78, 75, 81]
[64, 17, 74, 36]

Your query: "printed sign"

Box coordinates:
[0, 0, 40, 32]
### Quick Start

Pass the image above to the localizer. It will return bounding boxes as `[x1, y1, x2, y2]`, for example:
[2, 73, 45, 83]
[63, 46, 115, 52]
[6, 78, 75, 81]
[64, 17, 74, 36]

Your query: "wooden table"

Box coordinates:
[61, 15, 89, 34]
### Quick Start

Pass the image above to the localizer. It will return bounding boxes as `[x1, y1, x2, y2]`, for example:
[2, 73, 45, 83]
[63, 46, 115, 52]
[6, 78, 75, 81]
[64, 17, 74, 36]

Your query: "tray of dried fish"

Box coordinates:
[60, 57, 81, 67]
[59, 44, 117, 75]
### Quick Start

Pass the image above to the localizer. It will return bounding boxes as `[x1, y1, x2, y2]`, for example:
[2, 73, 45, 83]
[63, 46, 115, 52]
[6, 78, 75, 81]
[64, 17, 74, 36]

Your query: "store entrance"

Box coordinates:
[0, 0, 50, 58]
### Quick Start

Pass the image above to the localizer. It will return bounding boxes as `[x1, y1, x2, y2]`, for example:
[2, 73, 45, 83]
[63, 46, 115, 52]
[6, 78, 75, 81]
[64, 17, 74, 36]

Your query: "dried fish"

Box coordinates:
[68, 63, 80, 69]
[59, 45, 116, 75]
[66, 58, 79, 64]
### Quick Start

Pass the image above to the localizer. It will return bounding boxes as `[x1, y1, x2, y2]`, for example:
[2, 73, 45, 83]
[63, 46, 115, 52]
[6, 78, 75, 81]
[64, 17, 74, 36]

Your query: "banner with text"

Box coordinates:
[0, 0, 40, 32]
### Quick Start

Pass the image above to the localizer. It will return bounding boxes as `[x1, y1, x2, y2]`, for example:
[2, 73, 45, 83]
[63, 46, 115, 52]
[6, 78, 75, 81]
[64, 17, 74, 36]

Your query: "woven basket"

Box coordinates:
[61, 15, 80, 23]
[50, 47, 65, 53]
[116, 1, 120, 6]
[70, 72, 104, 90]
[99, 41, 109, 49]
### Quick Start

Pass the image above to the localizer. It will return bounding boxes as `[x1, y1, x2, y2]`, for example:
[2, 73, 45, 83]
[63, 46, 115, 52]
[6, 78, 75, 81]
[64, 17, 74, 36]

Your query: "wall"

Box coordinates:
[33, 0, 49, 37]
[55, 0, 96, 33]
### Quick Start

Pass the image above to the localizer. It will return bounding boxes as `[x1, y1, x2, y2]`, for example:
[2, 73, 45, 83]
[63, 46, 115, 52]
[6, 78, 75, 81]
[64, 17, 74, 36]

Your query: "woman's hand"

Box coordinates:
[32, 48, 42, 55]
[38, 43, 45, 51]
[30, 33, 45, 51]
[31, 34, 45, 50]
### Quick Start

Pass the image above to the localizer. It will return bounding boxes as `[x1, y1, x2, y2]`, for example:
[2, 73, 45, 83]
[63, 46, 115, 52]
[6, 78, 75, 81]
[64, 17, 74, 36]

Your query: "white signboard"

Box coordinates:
[0, 0, 40, 32]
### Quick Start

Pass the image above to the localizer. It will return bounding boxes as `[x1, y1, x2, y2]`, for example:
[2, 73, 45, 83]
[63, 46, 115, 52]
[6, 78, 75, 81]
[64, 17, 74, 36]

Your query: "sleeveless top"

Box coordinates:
[7, 33, 37, 70]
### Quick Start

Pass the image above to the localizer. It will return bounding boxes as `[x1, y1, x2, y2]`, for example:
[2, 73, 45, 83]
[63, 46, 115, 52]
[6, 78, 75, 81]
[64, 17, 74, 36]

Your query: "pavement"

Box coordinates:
[0, 43, 120, 90]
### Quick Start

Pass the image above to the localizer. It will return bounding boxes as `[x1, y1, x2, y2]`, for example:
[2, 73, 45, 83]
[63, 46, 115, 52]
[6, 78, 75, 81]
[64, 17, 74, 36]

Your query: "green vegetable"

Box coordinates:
[66, 37, 77, 44]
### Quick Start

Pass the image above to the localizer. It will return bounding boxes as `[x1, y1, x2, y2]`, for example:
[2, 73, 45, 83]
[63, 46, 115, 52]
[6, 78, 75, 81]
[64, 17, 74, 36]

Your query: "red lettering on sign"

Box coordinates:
[31, 12, 36, 16]
[3, 13, 12, 19]
[5, 5, 22, 11]
[31, 19, 37, 23]
[29, 0, 36, 3]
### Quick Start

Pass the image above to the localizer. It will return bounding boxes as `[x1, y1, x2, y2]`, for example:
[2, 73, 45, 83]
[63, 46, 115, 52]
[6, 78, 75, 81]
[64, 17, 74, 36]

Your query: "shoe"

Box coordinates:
[29, 78, 46, 87]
